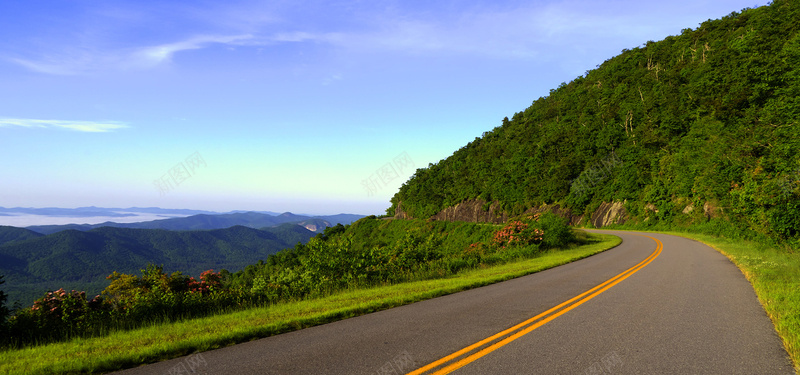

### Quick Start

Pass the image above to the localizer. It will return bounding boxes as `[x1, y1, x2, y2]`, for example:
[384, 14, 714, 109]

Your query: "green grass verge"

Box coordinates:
[600, 228, 800, 373]
[0, 233, 620, 375]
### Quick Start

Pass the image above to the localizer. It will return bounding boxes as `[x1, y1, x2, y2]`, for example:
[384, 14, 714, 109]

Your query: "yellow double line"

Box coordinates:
[409, 234, 663, 375]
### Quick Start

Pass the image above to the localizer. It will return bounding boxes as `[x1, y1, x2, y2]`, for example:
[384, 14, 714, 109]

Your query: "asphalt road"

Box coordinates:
[114, 231, 795, 374]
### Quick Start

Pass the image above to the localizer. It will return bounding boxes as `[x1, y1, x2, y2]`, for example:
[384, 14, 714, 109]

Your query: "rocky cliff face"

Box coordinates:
[589, 202, 629, 227]
[522, 204, 585, 226]
[393, 201, 411, 220]
[429, 200, 507, 223]
[398, 199, 597, 227]
[395, 199, 725, 229]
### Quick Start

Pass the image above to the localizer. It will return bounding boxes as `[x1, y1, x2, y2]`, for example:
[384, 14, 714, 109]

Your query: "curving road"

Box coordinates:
[114, 231, 795, 374]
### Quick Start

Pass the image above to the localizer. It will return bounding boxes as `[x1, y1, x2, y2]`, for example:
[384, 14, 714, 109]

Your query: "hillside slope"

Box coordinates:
[0, 225, 316, 304]
[0, 226, 43, 246]
[389, 1, 800, 241]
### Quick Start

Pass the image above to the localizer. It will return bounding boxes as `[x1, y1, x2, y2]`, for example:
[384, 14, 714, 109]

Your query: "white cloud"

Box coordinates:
[0, 118, 129, 132]
[134, 34, 254, 66]
[8, 33, 255, 75]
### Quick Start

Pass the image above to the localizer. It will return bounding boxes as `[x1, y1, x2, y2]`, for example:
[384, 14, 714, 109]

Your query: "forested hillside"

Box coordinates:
[0, 226, 43, 246]
[389, 0, 800, 242]
[0, 224, 316, 304]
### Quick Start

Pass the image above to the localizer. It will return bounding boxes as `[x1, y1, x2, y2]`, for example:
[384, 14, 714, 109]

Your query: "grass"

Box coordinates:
[602, 228, 800, 373]
[0, 233, 620, 375]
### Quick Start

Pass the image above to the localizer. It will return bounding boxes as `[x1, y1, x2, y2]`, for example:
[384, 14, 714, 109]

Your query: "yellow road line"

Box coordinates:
[408, 234, 663, 375]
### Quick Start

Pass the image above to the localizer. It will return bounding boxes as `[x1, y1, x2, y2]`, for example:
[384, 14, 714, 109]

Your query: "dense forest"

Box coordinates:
[0, 224, 317, 305]
[389, 0, 800, 243]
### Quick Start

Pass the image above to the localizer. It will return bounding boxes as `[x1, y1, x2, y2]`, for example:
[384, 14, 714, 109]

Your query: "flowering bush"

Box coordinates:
[29, 289, 107, 324]
[6, 288, 110, 345]
[4, 266, 240, 348]
[493, 218, 544, 248]
[101, 266, 231, 321]
[187, 270, 223, 294]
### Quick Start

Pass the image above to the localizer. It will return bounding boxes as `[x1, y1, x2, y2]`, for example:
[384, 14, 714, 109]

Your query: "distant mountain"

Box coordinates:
[264, 222, 325, 244]
[226, 210, 283, 216]
[0, 225, 317, 305]
[0, 206, 217, 217]
[26, 211, 365, 235]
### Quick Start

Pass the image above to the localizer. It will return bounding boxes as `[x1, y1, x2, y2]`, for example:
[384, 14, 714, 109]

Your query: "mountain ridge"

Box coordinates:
[389, 1, 800, 242]
[24, 211, 364, 235]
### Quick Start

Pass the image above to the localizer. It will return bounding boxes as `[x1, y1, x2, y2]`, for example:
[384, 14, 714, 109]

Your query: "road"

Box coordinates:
[114, 231, 795, 374]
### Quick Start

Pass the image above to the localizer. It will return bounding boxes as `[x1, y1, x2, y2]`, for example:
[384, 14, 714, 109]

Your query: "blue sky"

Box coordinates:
[0, 0, 768, 216]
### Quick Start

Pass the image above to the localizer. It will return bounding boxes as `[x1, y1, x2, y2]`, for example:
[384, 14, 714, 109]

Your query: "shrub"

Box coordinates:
[538, 213, 575, 248]
[6, 288, 110, 346]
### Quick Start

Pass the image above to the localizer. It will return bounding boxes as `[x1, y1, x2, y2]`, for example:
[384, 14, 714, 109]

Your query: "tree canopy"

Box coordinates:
[389, 0, 800, 242]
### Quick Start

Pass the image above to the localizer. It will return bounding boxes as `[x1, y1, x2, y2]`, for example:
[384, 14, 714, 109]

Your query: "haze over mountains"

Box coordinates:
[0, 206, 362, 228]
[21, 211, 364, 235]
[0, 206, 221, 218]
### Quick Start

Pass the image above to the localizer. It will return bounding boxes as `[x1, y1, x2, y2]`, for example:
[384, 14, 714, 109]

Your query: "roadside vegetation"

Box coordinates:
[0, 215, 620, 374]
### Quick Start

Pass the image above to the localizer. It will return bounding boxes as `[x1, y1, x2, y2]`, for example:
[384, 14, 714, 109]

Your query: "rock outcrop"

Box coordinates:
[430, 199, 507, 224]
[396, 199, 628, 228]
[590, 201, 629, 228]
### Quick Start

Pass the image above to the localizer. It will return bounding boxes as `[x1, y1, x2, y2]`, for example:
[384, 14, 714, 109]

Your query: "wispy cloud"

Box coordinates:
[8, 33, 256, 75]
[0, 118, 129, 132]
[134, 34, 254, 66]
[3, 1, 687, 76]
[9, 49, 107, 76]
